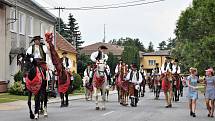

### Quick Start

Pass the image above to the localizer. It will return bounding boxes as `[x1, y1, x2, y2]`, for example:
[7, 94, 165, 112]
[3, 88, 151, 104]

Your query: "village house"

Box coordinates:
[140, 50, 171, 73]
[0, 0, 56, 90]
[56, 32, 77, 73]
[80, 42, 124, 58]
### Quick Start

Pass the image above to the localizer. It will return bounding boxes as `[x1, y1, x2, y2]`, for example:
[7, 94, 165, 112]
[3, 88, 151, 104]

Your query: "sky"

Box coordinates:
[35, 0, 193, 49]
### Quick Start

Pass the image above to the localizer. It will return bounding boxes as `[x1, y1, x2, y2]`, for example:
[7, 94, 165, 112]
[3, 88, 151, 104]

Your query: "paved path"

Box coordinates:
[0, 87, 214, 121]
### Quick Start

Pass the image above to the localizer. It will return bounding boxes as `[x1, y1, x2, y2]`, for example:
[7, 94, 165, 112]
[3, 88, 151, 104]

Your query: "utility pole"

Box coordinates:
[54, 7, 65, 33]
[103, 24, 106, 43]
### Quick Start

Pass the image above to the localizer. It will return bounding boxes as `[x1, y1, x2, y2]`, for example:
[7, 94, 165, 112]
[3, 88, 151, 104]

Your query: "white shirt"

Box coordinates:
[126, 70, 143, 84]
[90, 51, 108, 62]
[161, 62, 172, 73]
[106, 65, 110, 75]
[84, 68, 93, 78]
[62, 57, 72, 70]
[26, 45, 48, 59]
[172, 64, 181, 74]
[115, 64, 122, 74]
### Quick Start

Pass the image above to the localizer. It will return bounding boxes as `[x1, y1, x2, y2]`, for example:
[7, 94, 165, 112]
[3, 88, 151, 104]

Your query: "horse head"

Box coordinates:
[18, 53, 37, 80]
[96, 60, 106, 78]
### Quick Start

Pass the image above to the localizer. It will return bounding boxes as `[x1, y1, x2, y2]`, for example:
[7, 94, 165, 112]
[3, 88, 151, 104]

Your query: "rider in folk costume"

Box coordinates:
[26, 36, 50, 118]
[83, 63, 93, 100]
[171, 59, 181, 101]
[152, 63, 161, 99]
[90, 45, 109, 110]
[139, 65, 146, 97]
[160, 56, 173, 108]
[126, 64, 142, 107]
[60, 51, 73, 107]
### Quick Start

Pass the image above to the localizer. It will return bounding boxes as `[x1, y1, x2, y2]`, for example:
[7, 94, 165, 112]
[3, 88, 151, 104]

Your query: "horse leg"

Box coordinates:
[84, 87, 88, 100]
[27, 92, 35, 119]
[94, 88, 99, 110]
[106, 89, 109, 101]
[65, 92, 69, 107]
[60, 93, 65, 107]
[43, 91, 48, 116]
[101, 87, 106, 110]
[34, 92, 41, 119]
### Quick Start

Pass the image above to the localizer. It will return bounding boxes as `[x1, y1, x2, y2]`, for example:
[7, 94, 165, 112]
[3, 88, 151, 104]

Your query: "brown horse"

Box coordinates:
[161, 71, 173, 108]
[45, 33, 71, 107]
[115, 64, 129, 106]
[172, 74, 181, 102]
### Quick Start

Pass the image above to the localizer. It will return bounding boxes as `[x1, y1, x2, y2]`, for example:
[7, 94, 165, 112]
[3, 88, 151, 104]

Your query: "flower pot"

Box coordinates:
[0, 81, 8, 93]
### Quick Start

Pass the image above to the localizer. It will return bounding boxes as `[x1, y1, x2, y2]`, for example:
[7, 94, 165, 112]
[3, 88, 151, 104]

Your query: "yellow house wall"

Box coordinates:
[140, 55, 167, 69]
[57, 50, 77, 73]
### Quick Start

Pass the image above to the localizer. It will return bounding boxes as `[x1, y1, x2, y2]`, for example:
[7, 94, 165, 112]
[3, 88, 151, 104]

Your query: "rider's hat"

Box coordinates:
[98, 45, 108, 50]
[30, 36, 43, 43]
[174, 59, 179, 62]
[119, 58, 123, 61]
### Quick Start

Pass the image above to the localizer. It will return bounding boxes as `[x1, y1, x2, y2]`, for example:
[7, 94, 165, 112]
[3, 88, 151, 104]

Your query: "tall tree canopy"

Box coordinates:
[173, 0, 215, 75]
[147, 41, 154, 52]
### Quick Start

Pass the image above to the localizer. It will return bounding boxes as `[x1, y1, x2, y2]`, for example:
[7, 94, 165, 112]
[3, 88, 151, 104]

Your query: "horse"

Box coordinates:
[172, 74, 181, 102]
[138, 74, 146, 97]
[93, 60, 109, 110]
[18, 53, 48, 119]
[115, 65, 129, 106]
[152, 74, 161, 100]
[45, 33, 71, 107]
[146, 75, 153, 92]
[161, 71, 173, 108]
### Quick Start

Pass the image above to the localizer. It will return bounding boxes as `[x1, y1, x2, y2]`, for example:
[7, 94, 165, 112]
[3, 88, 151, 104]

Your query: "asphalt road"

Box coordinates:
[0, 87, 214, 121]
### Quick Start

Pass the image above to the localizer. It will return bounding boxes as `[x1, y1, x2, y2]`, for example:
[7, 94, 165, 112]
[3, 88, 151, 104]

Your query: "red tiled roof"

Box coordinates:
[80, 42, 123, 56]
[56, 32, 77, 54]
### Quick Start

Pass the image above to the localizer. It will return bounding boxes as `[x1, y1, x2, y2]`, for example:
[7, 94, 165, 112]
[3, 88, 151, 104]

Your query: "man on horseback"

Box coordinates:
[152, 63, 161, 100]
[60, 51, 73, 107]
[83, 63, 93, 101]
[139, 65, 146, 97]
[26, 36, 50, 119]
[126, 64, 142, 107]
[171, 59, 181, 101]
[90, 45, 109, 110]
[115, 59, 129, 105]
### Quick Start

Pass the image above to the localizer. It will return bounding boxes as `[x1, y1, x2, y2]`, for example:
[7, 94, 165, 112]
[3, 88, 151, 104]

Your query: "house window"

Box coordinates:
[29, 16, 33, 37]
[148, 60, 156, 66]
[19, 12, 25, 35]
[10, 9, 17, 32]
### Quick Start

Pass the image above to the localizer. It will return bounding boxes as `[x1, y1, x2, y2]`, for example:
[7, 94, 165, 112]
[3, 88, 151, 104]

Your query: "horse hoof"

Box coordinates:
[102, 107, 106, 110]
[95, 107, 100, 110]
[30, 113, 35, 119]
[34, 114, 39, 120]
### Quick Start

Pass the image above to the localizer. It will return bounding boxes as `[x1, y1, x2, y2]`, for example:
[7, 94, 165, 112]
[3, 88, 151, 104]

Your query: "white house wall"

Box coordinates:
[6, 0, 56, 85]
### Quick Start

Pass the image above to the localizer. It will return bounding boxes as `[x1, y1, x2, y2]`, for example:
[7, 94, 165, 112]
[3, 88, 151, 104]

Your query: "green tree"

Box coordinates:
[67, 13, 84, 51]
[121, 46, 139, 66]
[173, 0, 215, 75]
[56, 17, 68, 37]
[147, 41, 154, 52]
[77, 54, 91, 77]
[106, 52, 118, 75]
[158, 41, 167, 50]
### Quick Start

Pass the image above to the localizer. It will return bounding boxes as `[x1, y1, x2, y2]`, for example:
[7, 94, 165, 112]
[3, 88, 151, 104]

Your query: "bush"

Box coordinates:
[8, 82, 26, 96]
[14, 71, 24, 83]
[72, 72, 82, 90]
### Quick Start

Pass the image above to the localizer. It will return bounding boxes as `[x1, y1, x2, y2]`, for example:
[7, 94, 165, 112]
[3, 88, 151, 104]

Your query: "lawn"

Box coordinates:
[0, 93, 28, 103]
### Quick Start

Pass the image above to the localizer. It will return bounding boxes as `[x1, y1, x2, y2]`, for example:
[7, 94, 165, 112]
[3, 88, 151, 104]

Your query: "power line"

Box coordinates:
[45, 0, 166, 11]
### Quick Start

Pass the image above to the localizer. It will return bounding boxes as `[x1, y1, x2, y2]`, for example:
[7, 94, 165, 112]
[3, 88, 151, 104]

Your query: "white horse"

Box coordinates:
[93, 60, 108, 110]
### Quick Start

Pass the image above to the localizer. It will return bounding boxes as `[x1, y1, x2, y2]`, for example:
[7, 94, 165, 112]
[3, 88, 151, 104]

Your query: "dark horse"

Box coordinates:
[172, 74, 181, 102]
[18, 53, 48, 119]
[45, 32, 71, 107]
